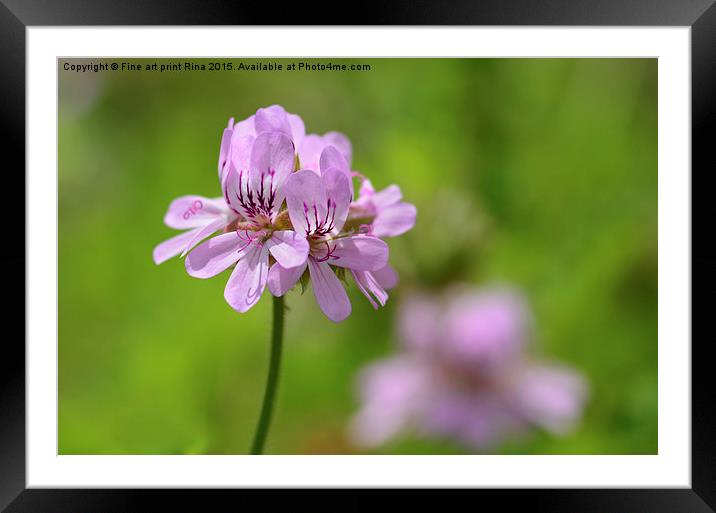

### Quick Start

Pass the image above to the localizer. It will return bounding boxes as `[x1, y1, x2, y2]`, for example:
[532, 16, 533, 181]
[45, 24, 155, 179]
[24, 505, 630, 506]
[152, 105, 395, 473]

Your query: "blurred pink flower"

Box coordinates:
[350, 287, 588, 450]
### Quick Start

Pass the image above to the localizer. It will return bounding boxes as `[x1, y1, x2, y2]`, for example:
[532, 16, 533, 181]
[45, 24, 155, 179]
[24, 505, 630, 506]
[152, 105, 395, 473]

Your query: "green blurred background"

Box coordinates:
[59, 58, 657, 455]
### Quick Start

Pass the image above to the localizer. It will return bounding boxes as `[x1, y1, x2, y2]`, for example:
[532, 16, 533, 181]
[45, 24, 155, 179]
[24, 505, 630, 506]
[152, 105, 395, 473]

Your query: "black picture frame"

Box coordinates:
[1, 1, 712, 510]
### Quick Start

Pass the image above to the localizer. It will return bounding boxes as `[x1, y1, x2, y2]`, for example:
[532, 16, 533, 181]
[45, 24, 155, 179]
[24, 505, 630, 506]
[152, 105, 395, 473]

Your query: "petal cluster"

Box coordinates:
[154, 105, 416, 321]
[350, 287, 589, 449]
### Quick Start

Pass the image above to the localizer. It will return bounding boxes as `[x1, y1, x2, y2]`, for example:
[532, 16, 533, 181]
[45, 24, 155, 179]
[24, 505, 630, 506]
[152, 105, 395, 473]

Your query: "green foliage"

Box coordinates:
[58, 58, 657, 455]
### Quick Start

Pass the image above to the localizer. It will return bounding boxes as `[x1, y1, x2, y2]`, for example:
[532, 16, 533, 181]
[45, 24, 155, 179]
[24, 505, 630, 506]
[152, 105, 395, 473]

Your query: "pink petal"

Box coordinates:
[163, 195, 227, 229]
[153, 227, 202, 265]
[308, 258, 351, 322]
[249, 132, 295, 217]
[265, 230, 309, 269]
[229, 132, 254, 175]
[372, 263, 399, 289]
[222, 164, 249, 218]
[319, 146, 353, 198]
[322, 168, 351, 233]
[372, 185, 402, 209]
[287, 114, 306, 146]
[268, 261, 307, 297]
[179, 217, 228, 257]
[399, 294, 441, 353]
[184, 232, 244, 279]
[330, 235, 388, 271]
[284, 169, 326, 235]
[359, 178, 376, 198]
[228, 117, 256, 181]
[351, 270, 388, 309]
[323, 131, 352, 166]
[513, 364, 589, 435]
[296, 134, 326, 174]
[319, 145, 349, 175]
[232, 115, 256, 140]
[443, 289, 529, 370]
[218, 122, 233, 179]
[224, 244, 270, 313]
[372, 202, 417, 238]
[349, 356, 430, 447]
[254, 105, 291, 137]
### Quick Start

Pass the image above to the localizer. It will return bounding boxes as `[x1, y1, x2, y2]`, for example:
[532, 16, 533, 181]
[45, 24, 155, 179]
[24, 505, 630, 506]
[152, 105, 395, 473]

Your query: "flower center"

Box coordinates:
[309, 237, 339, 263]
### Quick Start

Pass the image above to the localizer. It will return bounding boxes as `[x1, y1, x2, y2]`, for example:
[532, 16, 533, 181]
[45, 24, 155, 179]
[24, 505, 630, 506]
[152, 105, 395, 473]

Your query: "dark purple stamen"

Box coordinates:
[232, 168, 278, 224]
[303, 197, 337, 237]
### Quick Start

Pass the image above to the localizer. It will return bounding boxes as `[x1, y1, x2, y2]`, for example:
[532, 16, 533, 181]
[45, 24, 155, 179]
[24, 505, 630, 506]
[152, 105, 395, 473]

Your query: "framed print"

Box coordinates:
[2, 0, 714, 510]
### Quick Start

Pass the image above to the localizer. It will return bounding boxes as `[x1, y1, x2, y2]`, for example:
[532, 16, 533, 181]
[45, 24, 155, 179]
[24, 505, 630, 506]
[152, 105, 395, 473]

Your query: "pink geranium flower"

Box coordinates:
[350, 288, 588, 450]
[344, 178, 417, 308]
[155, 105, 417, 455]
[155, 105, 306, 265]
[268, 166, 389, 322]
[157, 104, 416, 325]
[351, 178, 417, 238]
[185, 132, 309, 313]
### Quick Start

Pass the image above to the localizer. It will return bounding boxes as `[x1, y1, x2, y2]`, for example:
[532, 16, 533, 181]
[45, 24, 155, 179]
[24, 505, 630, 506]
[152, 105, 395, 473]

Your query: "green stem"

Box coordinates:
[250, 295, 285, 455]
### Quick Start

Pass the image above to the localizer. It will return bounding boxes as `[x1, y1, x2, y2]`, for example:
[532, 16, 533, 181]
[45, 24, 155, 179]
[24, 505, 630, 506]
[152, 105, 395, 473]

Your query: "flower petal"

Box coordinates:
[287, 113, 306, 146]
[229, 132, 254, 175]
[296, 134, 326, 174]
[372, 263, 399, 289]
[228, 116, 256, 178]
[179, 217, 228, 258]
[222, 164, 250, 219]
[351, 270, 388, 309]
[250, 131, 295, 217]
[349, 356, 430, 447]
[224, 244, 269, 313]
[319, 145, 349, 175]
[372, 202, 417, 238]
[254, 105, 292, 137]
[265, 230, 309, 269]
[512, 364, 589, 435]
[330, 235, 388, 271]
[358, 178, 376, 198]
[399, 293, 441, 353]
[184, 232, 244, 279]
[284, 169, 326, 235]
[153, 227, 202, 265]
[268, 261, 307, 297]
[323, 131, 352, 166]
[320, 145, 353, 198]
[218, 118, 234, 179]
[322, 168, 351, 233]
[232, 115, 256, 139]
[308, 258, 351, 322]
[163, 195, 227, 229]
[372, 185, 402, 209]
